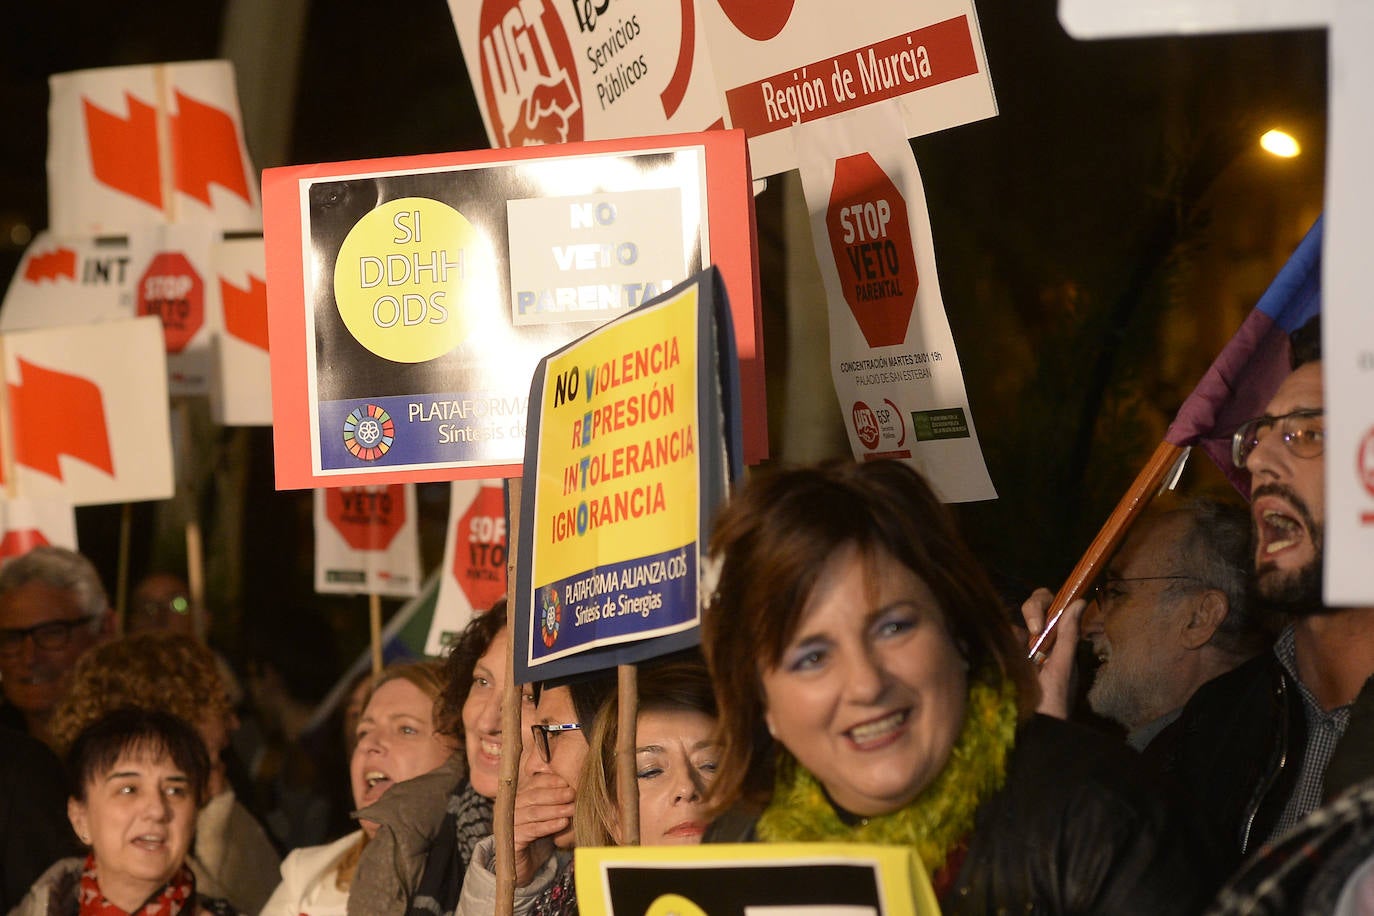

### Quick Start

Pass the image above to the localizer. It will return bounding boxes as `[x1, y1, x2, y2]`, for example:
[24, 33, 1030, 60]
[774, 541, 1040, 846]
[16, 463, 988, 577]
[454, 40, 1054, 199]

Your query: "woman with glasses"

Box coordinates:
[11, 707, 238, 916]
[454, 673, 614, 916]
[700, 460, 1212, 913]
[260, 660, 453, 916]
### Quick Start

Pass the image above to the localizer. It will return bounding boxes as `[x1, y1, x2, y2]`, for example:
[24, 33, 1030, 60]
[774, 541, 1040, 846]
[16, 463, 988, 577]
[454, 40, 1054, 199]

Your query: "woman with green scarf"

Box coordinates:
[701, 460, 1212, 914]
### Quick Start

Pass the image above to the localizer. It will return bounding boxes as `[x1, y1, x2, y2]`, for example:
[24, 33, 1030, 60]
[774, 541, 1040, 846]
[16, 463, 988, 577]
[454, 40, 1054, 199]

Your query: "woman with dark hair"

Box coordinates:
[11, 707, 237, 916]
[701, 460, 1211, 914]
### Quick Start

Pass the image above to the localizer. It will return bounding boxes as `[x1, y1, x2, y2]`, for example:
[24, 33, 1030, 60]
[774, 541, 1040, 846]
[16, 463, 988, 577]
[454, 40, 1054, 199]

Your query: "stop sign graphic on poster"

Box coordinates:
[137, 252, 204, 354]
[453, 484, 507, 614]
[826, 153, 916, 348]
[325, 485, 407, 551]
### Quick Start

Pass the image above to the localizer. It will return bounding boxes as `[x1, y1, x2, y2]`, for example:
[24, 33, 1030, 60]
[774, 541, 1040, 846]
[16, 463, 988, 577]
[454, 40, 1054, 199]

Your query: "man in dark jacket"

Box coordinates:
[1147, 317, 1374, 877]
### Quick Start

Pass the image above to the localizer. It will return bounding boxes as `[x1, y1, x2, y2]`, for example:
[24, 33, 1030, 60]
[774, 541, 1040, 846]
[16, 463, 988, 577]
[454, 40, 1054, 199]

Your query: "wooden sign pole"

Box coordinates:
[616, 663, 640, 845]
[495, 480, 523, 916]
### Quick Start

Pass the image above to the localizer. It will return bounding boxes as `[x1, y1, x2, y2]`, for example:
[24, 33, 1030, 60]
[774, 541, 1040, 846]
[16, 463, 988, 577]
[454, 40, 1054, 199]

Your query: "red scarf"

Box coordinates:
[79, 854, 196, 916]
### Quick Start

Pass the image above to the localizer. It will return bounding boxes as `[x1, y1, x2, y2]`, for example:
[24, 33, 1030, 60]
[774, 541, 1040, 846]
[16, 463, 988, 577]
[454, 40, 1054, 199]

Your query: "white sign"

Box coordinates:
[210, 236, 273, 426]
[700, 0, 996, 178]
[1323, 0, 1374, 607]
[313, 484, 422, 597]
[447, 0, 723, 148]
[1058, 0, 1330, 39]
[799, 103, 996, 503]
[47, 60, 261, 235]
[0, 499, 78, 559]
[506, 189, 687, 327]
[427, 480, 508, 655]
[1, 317, 174, 506]
[1054, 0, 1373, 606]
[1, 232, 132, 331]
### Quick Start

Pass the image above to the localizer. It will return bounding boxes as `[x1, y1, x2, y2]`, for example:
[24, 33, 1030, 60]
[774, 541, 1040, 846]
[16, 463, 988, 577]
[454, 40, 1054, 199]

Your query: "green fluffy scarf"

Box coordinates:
[756, 676, 1019, 875]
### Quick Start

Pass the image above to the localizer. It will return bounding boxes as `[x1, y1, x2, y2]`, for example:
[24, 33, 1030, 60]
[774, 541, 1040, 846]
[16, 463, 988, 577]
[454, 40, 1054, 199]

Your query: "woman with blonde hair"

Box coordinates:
[262, 659, 453, 916]
[49, 632, 279, 915]
[575, 657, 720, 848]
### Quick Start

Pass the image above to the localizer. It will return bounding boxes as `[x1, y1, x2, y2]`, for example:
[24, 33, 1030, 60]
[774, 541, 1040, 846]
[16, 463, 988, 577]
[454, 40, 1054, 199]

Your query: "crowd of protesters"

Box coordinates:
[3, 314, 1370, 915]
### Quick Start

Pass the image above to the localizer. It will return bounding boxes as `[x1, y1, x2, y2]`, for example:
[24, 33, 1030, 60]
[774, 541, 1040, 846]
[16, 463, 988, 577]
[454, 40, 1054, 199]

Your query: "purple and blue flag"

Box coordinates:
[1165, 216, 1323, 496]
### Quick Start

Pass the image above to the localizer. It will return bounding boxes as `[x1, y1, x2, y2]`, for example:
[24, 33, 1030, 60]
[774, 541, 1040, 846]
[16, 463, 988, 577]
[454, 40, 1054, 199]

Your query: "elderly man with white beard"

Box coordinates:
[1080, 500, 1263, 750]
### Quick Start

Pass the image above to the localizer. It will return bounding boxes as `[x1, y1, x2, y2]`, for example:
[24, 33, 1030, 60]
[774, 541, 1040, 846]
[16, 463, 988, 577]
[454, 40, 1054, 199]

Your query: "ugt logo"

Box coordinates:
[478, 0, 583, 146]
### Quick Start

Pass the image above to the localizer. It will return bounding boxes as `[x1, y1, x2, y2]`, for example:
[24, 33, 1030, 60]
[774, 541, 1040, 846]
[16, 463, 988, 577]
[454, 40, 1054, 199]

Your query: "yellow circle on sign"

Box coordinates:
[334, 197, 487, 364]
[643, 893, 709, 916]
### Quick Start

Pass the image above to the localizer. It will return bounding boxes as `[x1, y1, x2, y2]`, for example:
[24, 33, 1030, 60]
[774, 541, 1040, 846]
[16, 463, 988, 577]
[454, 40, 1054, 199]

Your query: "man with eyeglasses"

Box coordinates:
[1077, 500, 1264, 750]
[1138, 316, 1374, 883]
[0, 546, 113, 748]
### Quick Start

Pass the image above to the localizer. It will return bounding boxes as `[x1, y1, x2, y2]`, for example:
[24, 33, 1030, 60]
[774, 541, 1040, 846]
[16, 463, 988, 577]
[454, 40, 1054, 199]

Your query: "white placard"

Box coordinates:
[799, 103, 996, 503]
[447, 0, 723, 149]
[700, 0, 997, 178]
[506, 189, 687, 327]
[428, 479, 508, 655]
[210, 236, 273, 426]
[2, 317, 173, 506]
[47, 60, 261, 235]
[1323, 0, 1374, 606]
[1058, 0, 1330, 39]
[313, 484, 422, 597]
[0, 498, 79, 559]
[1, 232, 132, 331]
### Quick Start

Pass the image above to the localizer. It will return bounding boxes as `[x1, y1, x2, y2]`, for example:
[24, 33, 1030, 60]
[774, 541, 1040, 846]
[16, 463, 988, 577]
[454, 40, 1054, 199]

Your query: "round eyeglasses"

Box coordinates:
[1231, 408, 1324, 469]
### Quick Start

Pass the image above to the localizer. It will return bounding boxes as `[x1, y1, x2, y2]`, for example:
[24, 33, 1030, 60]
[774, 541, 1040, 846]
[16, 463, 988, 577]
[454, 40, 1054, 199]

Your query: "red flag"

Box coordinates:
[9, 357, 115, 480]
[83, 94, 162, 209]
[171, 90, 251, 206]
[221, 274, 270, 351]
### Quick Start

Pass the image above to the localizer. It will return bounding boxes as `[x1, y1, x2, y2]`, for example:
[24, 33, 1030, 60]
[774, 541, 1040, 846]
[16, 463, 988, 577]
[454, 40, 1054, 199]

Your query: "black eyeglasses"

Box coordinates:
[1089, 576, 1202, 609]
[1231, 408, 1324, 469]
[529, 722, 582, 763]
[0, 615, 99, 658]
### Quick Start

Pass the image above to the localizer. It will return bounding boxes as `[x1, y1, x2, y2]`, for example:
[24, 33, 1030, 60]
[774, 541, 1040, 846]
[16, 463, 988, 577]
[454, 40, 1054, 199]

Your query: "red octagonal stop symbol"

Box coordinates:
[137, 251, 205, 354]
[453, 485, 507, 612]
[826, 153, 917, 349]
[326, 485, 407, 551]
[0, 528, 49, 560]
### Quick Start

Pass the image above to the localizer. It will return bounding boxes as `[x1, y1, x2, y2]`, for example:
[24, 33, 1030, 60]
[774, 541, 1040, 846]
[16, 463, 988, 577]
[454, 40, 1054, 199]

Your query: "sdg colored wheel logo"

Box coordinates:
[343, 405, 395, 461]
[540, 587, 562, 648]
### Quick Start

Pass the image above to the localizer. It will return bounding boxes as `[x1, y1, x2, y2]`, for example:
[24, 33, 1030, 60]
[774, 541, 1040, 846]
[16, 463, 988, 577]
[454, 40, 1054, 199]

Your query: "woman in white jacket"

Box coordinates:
[260, 660, 453, 916]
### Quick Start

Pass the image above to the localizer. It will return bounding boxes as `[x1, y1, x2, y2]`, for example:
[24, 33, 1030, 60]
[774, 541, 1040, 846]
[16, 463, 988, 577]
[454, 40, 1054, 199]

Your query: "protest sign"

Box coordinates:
[1055, 0, 1374, 608]
[513, 267, 739, 683]
[210, 236, 273, 426]
[264, 129, 763, 490]
[47, 61, 261, 235]
[1, 317, 173, 506]
[1, 232, 133, 331]
[427, 479, 509, 654]
[313, 484, 422, 597]
[2, 226, 226, 399]
[0, 499, 78, 559]
[447, 0, 724, 148]
[1325, 2, 1374, 606]
[700, 0, 996, 178]
[1058, 0, 1328, 38]
[799, 104, 996, 503]
[575, 843, 938, 916]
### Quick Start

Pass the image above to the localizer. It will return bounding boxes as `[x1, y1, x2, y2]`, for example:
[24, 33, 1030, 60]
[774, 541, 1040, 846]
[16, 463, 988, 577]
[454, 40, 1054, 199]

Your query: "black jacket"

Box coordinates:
[709, 715, 1213, 915]
[1144, 652, 1374, 883]
[945, 715, 1213, 915]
